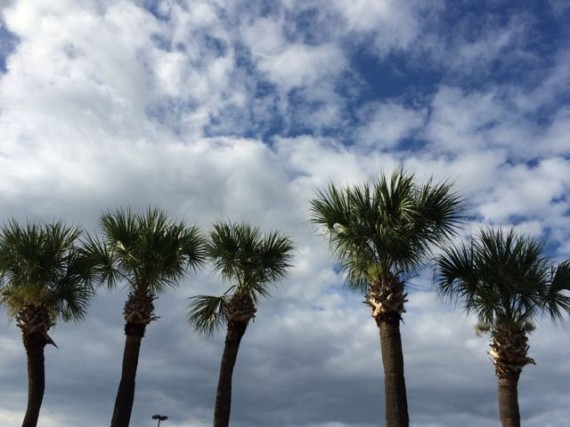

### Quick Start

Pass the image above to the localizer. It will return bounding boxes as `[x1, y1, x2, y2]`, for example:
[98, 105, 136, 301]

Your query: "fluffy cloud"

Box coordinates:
[0, 1, 569, 427]
[356, 102, 426, 148]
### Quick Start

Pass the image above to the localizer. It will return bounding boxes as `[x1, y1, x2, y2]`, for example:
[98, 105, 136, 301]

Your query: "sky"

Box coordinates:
[0, 0, 569, 426]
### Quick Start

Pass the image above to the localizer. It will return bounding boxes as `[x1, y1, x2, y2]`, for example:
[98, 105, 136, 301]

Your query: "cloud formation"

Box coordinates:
[0, 1, 569, 426]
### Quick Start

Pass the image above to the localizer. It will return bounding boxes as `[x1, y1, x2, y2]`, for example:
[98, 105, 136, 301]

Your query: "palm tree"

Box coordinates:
[435, 227, 570, 427]
[83, 207, 206, 427]
[0, 220, 94, 427]
[188, 222, 294, 427]
[309, 170, 463, 427]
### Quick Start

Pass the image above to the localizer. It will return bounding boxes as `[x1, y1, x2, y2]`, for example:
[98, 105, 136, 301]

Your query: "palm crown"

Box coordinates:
[0, 220, 93, 326]
[189, 222, 294, 335]
[83, 207, 206, 294]
[436, 227, 570, 328]
[310, 169, 464, 291]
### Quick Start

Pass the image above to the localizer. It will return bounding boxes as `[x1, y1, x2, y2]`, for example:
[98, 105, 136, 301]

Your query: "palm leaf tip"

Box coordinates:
[181, 226, 208, 269]
[188, 295, 228, 336]
[545, 260, 570, 323]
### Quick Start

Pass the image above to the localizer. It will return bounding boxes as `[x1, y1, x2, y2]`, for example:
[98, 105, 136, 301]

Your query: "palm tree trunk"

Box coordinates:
[498, 372, 520, 427]
[111, 324, 146, 427]
[22, 334, 46, 427]
[378, 317, 409, 427]
[213, 321, 248, 427]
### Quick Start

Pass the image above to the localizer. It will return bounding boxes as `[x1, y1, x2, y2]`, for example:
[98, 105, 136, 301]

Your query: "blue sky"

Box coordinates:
[0, 1, 569, 426]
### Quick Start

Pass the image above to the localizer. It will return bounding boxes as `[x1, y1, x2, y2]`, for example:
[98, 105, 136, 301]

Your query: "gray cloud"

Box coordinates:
[1, 1, 569, 427]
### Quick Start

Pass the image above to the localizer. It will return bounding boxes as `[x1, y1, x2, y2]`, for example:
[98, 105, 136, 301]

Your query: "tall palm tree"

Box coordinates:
[435, 227, 570, 427]
[309, 170, 463, 427]
[83, 207, 206, 427]
[188, 222, 294, 427]
[0, 220, 94, 427]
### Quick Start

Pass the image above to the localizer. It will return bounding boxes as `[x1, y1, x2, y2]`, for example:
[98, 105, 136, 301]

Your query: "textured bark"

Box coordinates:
[490, 325, 534, 379]
[368, 276, 409, 427]
[21, 333, 47, 427]
[213, 321, 248, 427]
[110, 324, 146, 427]
[489, 324, 532, 427]
[378, 316, 409, 427]
[367, 276, 408, 318]
[111, 289, 155, 427]
[498, 373, 521, 427]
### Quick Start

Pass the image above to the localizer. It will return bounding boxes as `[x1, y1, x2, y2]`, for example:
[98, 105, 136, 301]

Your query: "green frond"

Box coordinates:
[51, 273, 94, 322]
[179, 225, 208, 271]
[206, 221, 294, 302]
[77, 234, 122, 289]
[310, 169, 464, 293]
[93, 207, 207, 294]
[207, 222, 258, 283]
[414, 179, 465, 246]
[545, 260, 570, 323]
[188, 295, 228, 336]
[435, 227, 568, 329]
[100, 207, 139, 260]
[436, 240, 479, 306]
[255, 230, 295, 283]
[309, 183, 352, 231]
[0, 219, 93, 324]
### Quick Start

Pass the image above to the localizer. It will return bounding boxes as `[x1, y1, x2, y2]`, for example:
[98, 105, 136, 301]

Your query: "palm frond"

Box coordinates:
[255, 231, 294, 282]
[207, 222, 294, 302]
[0, 219, 93, 324]
[51, 272, 94, 322]
[180, 225, 208, 271]
[95, 207, 206, 295]
[77, 234, 122, 289]
[435, 227, 565, 328]
[436, 240, 479, 306]
[100, 207, 138, 260]
[414, 179, 464, 246]
[309, 183, 375, 293]
[207, 222, 256, 284]
[188, 295, 228, 336]
[310, 169, 464, 293]
[544, 260, 570, 323]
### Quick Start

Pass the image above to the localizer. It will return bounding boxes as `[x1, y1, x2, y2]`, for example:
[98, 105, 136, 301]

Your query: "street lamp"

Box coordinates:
[152, 414, 168, 427]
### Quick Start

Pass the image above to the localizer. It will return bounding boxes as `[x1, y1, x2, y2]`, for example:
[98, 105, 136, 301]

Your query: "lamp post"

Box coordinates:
[152, 414, 168, 427]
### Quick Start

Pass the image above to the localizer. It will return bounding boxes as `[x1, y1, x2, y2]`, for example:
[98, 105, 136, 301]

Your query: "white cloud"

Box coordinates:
[275, 135, 400, 190]
[241, 13, 347, 99]
[539, 107, 570, 154]
[0, 1, 569, 427]
[443, 14, 532, 76]
[478, 157, 570, 222]
[357, 102, 426, 148]
[426, 86, 522, 154]
[329, 0, 439, 56]
[258, 43, 345, 91]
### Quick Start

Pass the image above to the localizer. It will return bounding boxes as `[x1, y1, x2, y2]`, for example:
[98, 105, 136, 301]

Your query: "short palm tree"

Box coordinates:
[83, 208, 206, 427]
[435, 227, 570, 427]
[0, 220, 94, 427]
[310, 170, 463, 427]
[188, 222, 294, 427]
